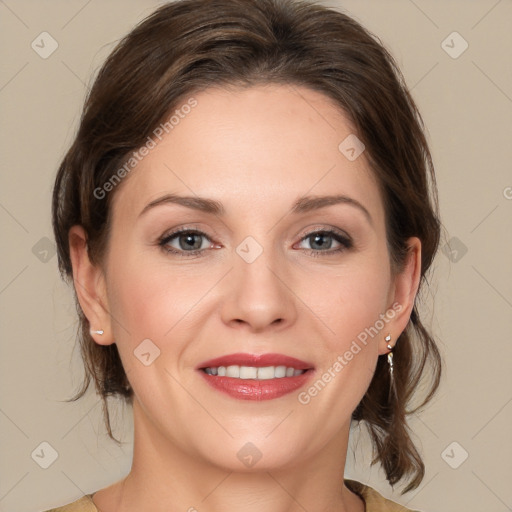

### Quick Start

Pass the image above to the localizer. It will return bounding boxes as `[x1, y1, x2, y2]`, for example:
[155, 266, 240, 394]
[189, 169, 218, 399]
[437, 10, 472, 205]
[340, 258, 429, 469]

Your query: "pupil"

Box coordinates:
[312, 233, 330, 250]
[181, 234, 200, 250]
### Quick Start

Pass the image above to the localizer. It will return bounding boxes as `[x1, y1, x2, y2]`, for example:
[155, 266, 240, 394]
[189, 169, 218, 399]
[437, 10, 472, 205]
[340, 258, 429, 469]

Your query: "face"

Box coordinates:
[74, 84, 419, 472]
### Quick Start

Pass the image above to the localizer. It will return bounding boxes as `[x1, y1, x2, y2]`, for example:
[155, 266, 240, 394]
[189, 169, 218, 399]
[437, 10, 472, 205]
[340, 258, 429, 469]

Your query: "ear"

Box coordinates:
[68, 225, 114, 346]
[379, 236, 422, 355]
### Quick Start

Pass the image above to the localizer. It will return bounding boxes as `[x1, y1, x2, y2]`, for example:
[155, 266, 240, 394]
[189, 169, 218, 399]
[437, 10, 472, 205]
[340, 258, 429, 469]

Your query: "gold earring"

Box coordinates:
[385, 334, 396, 400]
[385, 334, 393, 374]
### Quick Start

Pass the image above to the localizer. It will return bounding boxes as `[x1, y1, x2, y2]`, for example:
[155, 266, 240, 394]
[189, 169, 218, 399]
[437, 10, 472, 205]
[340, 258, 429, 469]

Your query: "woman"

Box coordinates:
[47, 0, 442, 510]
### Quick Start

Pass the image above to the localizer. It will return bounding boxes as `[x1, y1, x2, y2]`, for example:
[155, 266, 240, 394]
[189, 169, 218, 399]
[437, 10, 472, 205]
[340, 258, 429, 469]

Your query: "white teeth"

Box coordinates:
[203, 365, 306, 380]
[274, 365, 286, 378]
[239, 366, 258, 379]
[257, 366, 275, 380]
[226, 365, 239, 378]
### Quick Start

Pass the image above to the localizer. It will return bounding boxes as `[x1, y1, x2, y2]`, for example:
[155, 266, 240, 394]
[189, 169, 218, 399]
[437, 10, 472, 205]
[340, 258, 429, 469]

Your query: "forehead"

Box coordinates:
[110, 84, 384, 224]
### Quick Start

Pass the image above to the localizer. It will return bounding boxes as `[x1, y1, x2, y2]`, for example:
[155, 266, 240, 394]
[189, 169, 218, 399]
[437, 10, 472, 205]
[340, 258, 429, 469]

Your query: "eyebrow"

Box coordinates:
[139, 193, 372, 225]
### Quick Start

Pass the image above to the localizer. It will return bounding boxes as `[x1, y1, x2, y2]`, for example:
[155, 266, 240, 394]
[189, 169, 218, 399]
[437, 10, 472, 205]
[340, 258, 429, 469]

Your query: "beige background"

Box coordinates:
[1, 1, 511, 511]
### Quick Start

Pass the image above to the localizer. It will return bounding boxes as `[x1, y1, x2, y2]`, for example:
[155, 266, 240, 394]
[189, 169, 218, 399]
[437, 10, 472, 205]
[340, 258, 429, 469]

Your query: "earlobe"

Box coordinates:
[68, 225, 114, 346]
[379, 237, 422, 355]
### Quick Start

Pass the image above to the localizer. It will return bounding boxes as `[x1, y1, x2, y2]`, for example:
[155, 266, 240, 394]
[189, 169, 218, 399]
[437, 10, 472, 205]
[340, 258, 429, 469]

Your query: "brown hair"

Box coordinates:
[52, 0, 442, 494]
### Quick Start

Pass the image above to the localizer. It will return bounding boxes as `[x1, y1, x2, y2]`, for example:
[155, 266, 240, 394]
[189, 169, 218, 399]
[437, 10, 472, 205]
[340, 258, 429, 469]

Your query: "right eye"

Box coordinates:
[159, 228, 214, 257]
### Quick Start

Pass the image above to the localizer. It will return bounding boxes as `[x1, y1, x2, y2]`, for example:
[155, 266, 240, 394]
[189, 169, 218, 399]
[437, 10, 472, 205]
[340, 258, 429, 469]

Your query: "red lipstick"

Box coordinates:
[196, 352, 315, 401]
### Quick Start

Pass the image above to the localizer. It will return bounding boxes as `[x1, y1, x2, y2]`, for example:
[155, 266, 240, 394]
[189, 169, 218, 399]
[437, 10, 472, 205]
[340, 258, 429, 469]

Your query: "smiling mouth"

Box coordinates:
[201, 365, 307, 380]
[196, 353, 314, 400]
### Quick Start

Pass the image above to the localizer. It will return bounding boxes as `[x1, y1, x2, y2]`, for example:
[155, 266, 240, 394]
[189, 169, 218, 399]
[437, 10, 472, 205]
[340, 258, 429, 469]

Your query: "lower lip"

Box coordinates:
[198, 370, 314, 400]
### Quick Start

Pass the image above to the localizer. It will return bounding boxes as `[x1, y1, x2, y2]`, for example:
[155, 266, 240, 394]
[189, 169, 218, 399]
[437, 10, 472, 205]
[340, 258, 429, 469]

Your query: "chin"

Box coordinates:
[190, 432, 311, 473]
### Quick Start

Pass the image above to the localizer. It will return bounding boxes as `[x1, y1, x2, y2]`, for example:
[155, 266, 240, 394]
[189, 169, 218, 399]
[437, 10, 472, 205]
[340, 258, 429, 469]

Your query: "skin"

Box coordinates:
[69, 84, 421, 512]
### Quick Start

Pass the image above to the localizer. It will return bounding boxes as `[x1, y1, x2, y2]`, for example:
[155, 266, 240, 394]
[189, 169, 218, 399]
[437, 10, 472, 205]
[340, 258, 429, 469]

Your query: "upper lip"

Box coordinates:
[197, 353, 314, 370]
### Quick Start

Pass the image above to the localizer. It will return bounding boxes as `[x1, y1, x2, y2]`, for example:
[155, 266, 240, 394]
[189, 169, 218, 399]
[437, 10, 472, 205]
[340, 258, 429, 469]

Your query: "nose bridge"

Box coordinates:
[220, 234, 296, 331]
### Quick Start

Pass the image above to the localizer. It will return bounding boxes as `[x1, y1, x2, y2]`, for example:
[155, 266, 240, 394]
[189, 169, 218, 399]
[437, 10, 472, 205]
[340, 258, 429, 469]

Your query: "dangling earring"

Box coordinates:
[385, 334, 396, 400]
[90, 329, 104, 335]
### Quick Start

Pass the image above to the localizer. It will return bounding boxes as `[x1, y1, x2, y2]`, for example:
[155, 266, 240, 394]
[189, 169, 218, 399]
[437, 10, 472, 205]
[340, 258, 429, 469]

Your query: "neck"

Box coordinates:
[94, 399, 365, 512]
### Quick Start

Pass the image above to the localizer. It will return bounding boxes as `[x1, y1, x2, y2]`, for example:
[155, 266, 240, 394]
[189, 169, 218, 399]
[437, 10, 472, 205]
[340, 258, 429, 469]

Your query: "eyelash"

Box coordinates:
[158, 227, 353, 258]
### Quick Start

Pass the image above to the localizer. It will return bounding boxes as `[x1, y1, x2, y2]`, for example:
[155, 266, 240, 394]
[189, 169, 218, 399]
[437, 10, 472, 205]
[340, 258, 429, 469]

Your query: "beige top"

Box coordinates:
[43, 479, 420, 511]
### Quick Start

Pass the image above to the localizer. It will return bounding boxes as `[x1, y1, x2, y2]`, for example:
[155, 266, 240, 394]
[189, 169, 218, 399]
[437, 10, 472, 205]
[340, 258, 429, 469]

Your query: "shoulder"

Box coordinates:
[345, 479, 421, 512]
[41, 494, 97, 512]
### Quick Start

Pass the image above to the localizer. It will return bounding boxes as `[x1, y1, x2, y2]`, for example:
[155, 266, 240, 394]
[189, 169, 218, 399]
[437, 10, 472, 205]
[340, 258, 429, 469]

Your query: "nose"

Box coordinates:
[219, 243, 298, 333]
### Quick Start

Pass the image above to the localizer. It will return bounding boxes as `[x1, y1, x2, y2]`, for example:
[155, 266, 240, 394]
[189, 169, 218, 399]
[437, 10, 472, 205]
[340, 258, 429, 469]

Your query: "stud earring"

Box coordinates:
[90, 329, 104, 335]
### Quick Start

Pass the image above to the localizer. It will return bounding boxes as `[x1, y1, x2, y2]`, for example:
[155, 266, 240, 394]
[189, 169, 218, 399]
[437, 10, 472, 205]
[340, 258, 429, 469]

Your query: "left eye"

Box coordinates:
[296, 230, 352, 252]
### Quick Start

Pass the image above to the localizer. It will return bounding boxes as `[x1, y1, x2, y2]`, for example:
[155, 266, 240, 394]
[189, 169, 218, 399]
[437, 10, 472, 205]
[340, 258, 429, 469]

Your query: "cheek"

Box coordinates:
[303, 259, 391, 401]
[105, 242, 223, 356]
[309, 257, 392, 343]
[107, 264, 198, 341]
[104, 254, 211, 402]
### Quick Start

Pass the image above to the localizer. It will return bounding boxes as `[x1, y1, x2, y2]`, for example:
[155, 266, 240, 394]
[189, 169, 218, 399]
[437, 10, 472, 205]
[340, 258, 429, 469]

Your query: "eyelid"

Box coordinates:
[159, 224, 216, 244]
[298, 225, 352, 241]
